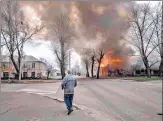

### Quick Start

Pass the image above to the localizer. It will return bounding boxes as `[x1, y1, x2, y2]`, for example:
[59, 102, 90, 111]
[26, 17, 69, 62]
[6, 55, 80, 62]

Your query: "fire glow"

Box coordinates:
[100, 56, 124, 76]
[101, 56, 124, 68]
[100, 51, 125, 68]
[111, 58, 123, 63]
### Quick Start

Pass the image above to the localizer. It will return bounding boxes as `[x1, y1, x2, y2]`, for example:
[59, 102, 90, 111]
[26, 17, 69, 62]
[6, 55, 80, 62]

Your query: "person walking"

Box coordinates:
[61, 70, 77, 115]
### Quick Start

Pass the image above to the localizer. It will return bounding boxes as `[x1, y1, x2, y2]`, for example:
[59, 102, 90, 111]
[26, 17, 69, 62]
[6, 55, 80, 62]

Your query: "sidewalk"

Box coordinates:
[2, 79, 60, 84]
[0, 92, 95, 121]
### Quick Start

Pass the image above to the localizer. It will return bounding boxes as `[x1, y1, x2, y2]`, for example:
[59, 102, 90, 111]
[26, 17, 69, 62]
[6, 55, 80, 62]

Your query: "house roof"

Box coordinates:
[1, 55, 41, 62]
[23, 55, 40, 62]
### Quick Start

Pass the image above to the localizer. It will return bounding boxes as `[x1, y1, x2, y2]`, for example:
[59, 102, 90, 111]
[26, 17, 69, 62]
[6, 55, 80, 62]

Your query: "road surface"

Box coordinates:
[55, 79, 162, 121]
[1, 79, 162, 121]
[0, 92, 94, 121]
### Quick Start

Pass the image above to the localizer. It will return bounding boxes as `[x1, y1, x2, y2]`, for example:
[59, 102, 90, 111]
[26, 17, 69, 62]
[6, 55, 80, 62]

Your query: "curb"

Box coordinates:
[43, 96, 82, 110]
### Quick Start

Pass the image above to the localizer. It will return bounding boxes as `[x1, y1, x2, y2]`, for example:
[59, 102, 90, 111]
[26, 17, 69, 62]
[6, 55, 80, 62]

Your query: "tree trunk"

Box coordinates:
[143, 57, 151, 77]
[85, 61, 89, 77]
[159, 3, 163, 76]
[96, 61, 101, 79]
[60, 60, 66, 79]
[61, 60, 66, 79]
[10, 54, 19, 78]
[91, 56, 95, 78]
[60, 41, 66, 79]
[47, 71, 50, 79]
[60, 66, 63, 79]
[19, 56, 22, 82]
[96, 50, 104, 79]
[60, 63, 65, 79]
[159, 58, 163, 76]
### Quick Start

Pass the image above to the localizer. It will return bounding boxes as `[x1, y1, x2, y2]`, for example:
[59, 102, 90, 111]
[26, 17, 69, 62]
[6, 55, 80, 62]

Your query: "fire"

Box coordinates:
[100, 51, 127, 71]
[101, 57, 123, 68]
[100, 63, 105, 67]
[100, 51, 130, 76]
[111, 58, 123, 63]
[100, 56, 124, 76]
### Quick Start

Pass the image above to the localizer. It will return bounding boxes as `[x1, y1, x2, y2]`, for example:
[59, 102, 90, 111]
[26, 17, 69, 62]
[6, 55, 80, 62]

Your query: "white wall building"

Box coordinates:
[1, 55, 47, 79]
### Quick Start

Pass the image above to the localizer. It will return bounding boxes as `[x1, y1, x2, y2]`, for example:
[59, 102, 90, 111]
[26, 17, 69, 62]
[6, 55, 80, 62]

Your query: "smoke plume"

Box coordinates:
[20, 1, 135, 66]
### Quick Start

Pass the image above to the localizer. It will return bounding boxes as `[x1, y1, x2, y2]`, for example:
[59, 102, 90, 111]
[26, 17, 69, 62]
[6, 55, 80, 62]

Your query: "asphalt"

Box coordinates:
[55, 79, 162, 121]
[0, 79, 162, 121]
[0, 92, 95, 121]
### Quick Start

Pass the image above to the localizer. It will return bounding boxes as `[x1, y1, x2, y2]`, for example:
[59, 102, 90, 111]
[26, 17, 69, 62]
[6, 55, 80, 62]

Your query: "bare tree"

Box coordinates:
[124, 3, 159, 77]
[81, 48, 91, 77]
[1, 1, 43, 79]
[151, 3, 163, 76]
[159, 3, 163, 76]
[90, 49, 96, 78]
[96, 48, 105, 79]
[40, 58, 54, 79]
[51, 12, 73, 79]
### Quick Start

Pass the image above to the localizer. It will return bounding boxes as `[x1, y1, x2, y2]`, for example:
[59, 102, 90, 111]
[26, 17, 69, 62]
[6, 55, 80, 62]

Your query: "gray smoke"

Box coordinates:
[20, 1, 135, 65]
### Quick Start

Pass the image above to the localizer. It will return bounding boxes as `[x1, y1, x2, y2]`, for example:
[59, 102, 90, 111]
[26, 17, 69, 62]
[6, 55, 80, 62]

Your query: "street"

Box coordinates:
[0, 79, 162, 121]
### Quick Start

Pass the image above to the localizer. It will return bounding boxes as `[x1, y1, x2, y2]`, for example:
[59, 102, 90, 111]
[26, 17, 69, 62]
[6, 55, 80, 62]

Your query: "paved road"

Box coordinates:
[1, 79, 162, 121]
[1, 83, 60, 95]
[56, 79, 162, 121]
[0, 92, 94, 121]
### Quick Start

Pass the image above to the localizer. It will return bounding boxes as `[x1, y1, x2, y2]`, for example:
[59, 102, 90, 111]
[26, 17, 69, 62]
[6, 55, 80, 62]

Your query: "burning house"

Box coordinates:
[100, 51, 160, 77]
[100, 51, 130, 77]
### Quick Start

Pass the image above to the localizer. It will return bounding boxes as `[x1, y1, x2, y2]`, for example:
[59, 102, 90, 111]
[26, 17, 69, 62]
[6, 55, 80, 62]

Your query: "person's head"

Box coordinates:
[67, 70, 71, 74]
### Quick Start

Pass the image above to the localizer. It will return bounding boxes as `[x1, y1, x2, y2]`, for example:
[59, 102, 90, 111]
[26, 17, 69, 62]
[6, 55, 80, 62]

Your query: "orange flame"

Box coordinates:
[100, 51, 124, 68]
[111, 58, 123, 63]
[100, 63, 105, 67]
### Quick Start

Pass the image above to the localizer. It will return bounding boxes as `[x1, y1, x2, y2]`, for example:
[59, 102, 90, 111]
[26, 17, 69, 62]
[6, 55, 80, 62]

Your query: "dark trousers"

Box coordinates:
[64, 94, 74, 111]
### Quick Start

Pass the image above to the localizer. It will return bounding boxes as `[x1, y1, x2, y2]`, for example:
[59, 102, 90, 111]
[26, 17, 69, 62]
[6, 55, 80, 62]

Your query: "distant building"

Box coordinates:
[49, 69, 61, 77]
[1, 55, 47, 79]
[100, 63, 160, 77]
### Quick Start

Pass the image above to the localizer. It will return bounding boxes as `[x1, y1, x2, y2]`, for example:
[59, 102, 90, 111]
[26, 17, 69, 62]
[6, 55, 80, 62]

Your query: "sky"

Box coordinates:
[24, 40, 81, 69]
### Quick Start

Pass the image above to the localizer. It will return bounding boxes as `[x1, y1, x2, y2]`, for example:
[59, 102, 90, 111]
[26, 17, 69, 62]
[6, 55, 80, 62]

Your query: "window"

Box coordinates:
[23, 72, 27, 78]
[32, 63, 35, 68]
[3, 72, 9, 78]
[31, 72, 35, 78]
[1, 63, 8, 68]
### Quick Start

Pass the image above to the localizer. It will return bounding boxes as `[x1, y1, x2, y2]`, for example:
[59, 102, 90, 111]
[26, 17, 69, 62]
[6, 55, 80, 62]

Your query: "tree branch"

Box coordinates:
[147, 42, 163, 57]
[54, 50, 61, 62]
[145, 24, 156, 54]
[149, 60, 160, 68]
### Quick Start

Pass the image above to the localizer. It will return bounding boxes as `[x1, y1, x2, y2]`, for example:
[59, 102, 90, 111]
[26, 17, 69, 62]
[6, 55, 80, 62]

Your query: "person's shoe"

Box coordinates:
[71, 108, 73, 112]
[67, 109, 72, 115]
[158, 113, 162, 115]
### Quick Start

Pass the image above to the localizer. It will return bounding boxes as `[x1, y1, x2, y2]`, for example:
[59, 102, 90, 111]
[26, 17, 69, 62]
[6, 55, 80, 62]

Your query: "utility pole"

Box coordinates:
[19, 21, 24, 83]
[8, 55, 11, 82]
[19, 54, 24, 83]
[0, 0, 2, 92]
[161, 3, 163, 77]
[160, 2, 163, 115]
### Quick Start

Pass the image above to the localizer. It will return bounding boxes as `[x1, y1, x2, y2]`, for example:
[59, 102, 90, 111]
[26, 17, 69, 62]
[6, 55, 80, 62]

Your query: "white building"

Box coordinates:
[1, 55, 47, 79]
